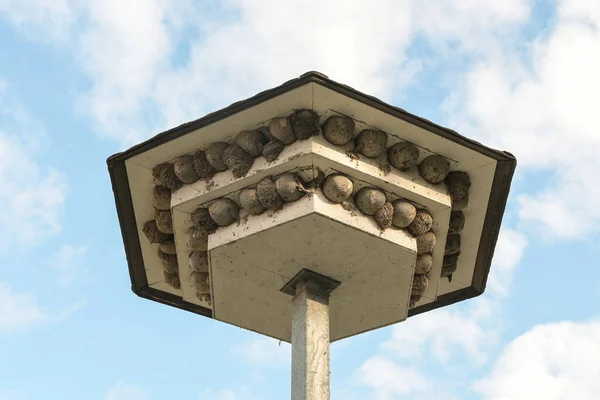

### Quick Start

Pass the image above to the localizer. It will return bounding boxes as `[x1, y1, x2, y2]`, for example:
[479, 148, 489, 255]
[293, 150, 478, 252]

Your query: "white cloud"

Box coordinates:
[1, 0, 533, 148]
[447, 0, 600, 238]
[105, 381, 148, 400]
[50, 244, 89, 286]
[0, 283, 45, 332]
[136, 0, 531, 147]
[383, 300, 495, 366]
[357, 227, 527, 397]
[486, 228, 528, 296]
[231, 337, 290, 367]
[0, 83, 67, 254]
[381, 228, 526, 366]
[0, 0, 75, 41]
[409, 0, 531, 54]
[76, 0, 422, 147]
[76, 0, 176, 147]
[475, 320, 600, 399]
[354, 357, 427, 400]
[0, 282, 84, 333]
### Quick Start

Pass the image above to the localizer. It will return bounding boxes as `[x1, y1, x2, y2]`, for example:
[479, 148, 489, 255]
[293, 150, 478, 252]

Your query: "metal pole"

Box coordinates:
[291, 280, 330, 400]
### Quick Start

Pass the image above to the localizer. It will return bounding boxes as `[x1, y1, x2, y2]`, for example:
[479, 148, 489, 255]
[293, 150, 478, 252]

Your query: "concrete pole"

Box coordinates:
[291, 280, 330, 400]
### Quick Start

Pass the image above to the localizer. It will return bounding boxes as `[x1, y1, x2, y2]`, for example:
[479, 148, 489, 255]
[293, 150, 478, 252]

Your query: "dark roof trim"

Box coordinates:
[140, 287, 212, 317]
[107, 71, 516, 322]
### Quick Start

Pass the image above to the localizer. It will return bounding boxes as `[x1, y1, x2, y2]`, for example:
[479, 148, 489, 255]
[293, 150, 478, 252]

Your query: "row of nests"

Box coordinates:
[145, 108, 472, 305]
[142, 210, 213, 304]
[188, 250, 212, 305]
[189, 171, 434, 235]
[344, 130, 472, 294]
[142, 174, 467, 307]
[409, 210, 467, 307]
[144, 186, 183, 292]
[141, 217, 182, 291]
[142, 186, 208, 304]
[187, 171, 443, 309]
[150, 109, 322, 191]
[150, 109, 471, 214]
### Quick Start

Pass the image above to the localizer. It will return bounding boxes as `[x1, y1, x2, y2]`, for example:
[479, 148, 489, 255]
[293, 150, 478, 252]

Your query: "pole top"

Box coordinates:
[281, 268, 341, 297]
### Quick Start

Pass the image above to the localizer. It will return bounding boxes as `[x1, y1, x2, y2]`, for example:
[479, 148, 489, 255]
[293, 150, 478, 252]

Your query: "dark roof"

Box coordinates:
[107, 71, 517, 320]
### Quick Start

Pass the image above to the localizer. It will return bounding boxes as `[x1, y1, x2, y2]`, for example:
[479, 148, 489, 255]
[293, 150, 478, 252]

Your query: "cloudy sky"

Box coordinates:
[1, 0, 600, 399]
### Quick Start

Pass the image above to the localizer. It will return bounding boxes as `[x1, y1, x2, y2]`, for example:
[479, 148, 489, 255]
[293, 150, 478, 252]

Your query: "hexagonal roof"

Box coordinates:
[107, 71, 516, 333]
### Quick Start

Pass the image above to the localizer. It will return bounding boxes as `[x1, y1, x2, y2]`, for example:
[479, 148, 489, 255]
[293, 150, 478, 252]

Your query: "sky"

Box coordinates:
[1, 0, 600, 399]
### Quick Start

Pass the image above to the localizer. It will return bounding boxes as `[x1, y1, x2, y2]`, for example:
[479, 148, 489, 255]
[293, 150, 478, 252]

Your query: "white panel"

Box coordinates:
[128, 84, 314, 168]
[312, 84, 493, 171]
[209, 201, 416, 342]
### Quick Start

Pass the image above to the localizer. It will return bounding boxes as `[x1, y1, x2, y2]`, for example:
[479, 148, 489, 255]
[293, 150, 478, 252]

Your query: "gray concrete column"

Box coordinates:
[291, 280, 330, 400]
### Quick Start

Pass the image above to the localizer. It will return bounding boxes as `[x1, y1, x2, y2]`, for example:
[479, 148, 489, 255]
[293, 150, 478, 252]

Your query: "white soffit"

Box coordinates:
[124, 80, 498, 321]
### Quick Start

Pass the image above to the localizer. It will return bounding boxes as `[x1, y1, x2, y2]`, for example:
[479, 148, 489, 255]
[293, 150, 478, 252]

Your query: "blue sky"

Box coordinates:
[1, 0, 600, 399]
